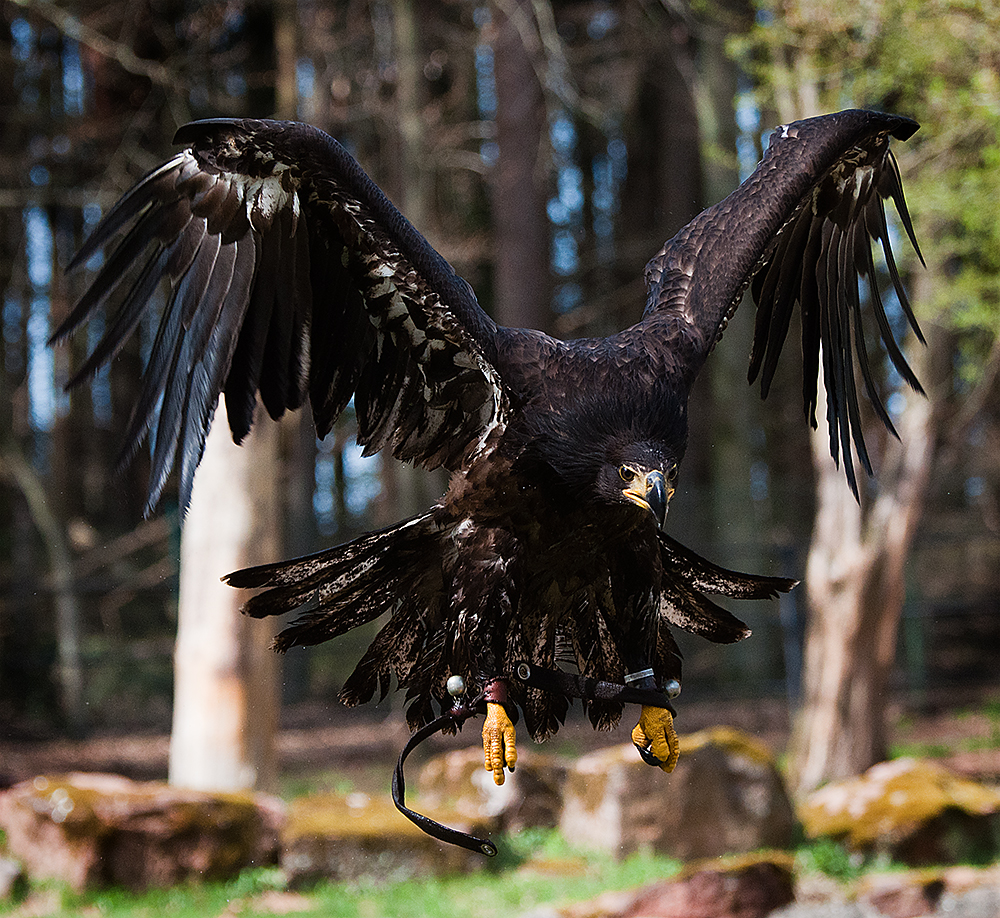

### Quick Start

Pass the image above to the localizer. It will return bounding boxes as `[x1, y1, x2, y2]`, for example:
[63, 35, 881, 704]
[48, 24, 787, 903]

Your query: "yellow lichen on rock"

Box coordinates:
[801, 757, 1000, 848]
[678, 725, 778, 767]
[284, 792, 427, 843]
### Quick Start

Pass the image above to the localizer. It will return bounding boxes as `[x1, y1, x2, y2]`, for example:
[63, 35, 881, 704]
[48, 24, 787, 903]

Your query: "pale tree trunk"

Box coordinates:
[169, 400, 282, 791]
[790, 280, 944, 794]
[169, 2, 301, 791]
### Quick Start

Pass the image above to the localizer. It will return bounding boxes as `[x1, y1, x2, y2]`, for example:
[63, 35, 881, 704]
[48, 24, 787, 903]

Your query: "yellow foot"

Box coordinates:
[482, 701, 517, 785]
[631, 704, 680, 773]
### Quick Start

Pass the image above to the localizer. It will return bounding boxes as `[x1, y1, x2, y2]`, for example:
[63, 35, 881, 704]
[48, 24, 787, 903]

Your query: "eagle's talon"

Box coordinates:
[483, 701, 517, 785]
[631, 704, 679, 773]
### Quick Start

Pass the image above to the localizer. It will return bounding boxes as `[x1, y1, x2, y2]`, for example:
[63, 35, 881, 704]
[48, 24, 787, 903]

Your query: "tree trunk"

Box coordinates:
[0, 438, 86, 736]
[491, 0, 551, 330]
[169, 400, 281, 792]
[790, 291, 944, 794]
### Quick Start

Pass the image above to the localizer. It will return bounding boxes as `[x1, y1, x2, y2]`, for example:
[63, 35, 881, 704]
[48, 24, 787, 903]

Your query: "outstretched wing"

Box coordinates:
[55, 119, 506, 512]
[642, 109, 922, 495]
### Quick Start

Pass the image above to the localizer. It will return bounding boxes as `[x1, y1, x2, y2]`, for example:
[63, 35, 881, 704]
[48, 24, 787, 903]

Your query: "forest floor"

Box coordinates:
[2, 692, 1000, 918]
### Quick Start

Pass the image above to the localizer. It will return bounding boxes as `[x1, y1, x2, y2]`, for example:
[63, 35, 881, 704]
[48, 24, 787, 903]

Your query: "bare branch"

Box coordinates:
[10, 0, 179, 89]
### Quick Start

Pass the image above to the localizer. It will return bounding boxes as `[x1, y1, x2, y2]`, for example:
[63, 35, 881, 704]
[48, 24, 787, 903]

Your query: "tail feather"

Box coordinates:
[229, 509, 465, 731]
[655, 533, 798, 645]
[226, 525, 390, 591]
[658, 532, 797, 599]
[225, 512, 435, 647]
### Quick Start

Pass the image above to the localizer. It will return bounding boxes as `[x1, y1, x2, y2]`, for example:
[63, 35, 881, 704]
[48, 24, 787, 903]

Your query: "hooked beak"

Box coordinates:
[623, 469, 670, 530]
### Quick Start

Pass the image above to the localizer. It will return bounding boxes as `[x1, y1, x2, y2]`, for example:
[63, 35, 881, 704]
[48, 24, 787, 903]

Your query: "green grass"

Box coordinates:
[793, 837, 865, 882]
[0, 830, 683, 918]
[889, 740, 954, 759]
[890, 698, 1000, 760]
[278, 767, 359, 800]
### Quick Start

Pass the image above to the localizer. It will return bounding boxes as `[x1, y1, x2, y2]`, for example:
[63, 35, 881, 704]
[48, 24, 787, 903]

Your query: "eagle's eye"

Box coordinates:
[667, 463, 678, 482]
[618, 465, 635, 482]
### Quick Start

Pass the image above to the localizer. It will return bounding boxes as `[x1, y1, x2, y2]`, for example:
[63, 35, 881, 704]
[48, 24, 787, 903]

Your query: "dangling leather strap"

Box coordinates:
[390, 694, 499, 857]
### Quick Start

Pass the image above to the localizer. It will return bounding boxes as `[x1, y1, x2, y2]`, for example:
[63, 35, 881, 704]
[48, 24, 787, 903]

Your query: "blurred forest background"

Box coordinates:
[0, 0, 998, 792]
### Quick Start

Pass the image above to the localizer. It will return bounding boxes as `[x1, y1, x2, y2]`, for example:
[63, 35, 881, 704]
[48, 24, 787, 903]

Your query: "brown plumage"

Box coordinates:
[56, 109, 922, 744]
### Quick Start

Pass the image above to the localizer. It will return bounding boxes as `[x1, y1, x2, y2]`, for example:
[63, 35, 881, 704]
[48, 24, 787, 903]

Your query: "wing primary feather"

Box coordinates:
[259, 205, 296, 420]
[870, 194, 926, 346]
[190, 174, 234, 228]
[116, 234, 219, 472]
[146, 346, 186, 515]
[65, 153, 187, 274]
[145, 240, 238, 512]
[177, 234, 257, 511]
[52, 200, 185, 346]
[851, 233, 899, 438]
[225, 226, 276, 441]
[798, 217, 824, 428]
[307, 237, 373, 438]
[285, 206, 313, 411]
[116, 294, 184, 475]
[66, 244, 171, 388]
[838, 226, 874, 478]
[757, 208, 813, 397]
[816, 222, 856, 490]
[880, 150, 925, 268]
[827, 226, 860, 496]
[861, 203, 926, 395]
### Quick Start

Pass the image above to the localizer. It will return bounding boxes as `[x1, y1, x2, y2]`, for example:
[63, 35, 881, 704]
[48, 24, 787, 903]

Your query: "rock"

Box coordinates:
[856, 872, 945, 918]
[418, 746, 567, 832]
[532, 853, 795, 918]
[0, 772, 284, 891]
[281, 790, 487, 886]
[767, 864, 1000, 918]
[800, 757, 1000, 865]
[621, 855, 795, 918]
[560, 726, 795, 859]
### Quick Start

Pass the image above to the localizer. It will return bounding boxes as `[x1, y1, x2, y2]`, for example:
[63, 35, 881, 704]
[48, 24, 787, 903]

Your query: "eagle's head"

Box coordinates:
[519, 386, 687, 531]
[596, 440, 678, 530]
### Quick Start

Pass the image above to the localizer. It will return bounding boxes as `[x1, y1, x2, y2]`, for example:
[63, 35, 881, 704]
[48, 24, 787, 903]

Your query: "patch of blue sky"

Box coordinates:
[587, 6, 617, 40]
[474, 43, 496, 118]
[297, 58, 316, 120]
[735, 90, 761, 181]
[551, 229, 578, 277]
[62, 38, 85, 114]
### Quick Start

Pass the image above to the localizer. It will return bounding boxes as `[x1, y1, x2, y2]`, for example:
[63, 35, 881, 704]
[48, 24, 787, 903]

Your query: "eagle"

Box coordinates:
[56, 108, 921, 789]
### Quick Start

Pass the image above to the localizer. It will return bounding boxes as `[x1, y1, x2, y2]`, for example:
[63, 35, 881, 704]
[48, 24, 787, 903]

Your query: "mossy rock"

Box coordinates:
[678, 725, 778, 766]
[801, 757, 1000, 865]
[622, 850, 795, 918]
[282, 790, 488, 885]
[560, 727, 795, 860]
[0, 772, 283, 891]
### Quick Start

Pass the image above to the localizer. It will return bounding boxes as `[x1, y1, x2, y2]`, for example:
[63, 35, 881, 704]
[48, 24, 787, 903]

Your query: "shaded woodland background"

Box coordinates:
[0, 0, 998, 792]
